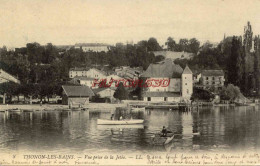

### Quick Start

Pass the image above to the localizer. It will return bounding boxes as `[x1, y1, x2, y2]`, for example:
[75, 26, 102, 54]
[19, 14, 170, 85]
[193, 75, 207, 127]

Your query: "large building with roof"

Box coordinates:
[197, 70, 225, 89]
[69, 67, 107, 79]
[62, 85, 94, 107]
[141, 59, 193, 102]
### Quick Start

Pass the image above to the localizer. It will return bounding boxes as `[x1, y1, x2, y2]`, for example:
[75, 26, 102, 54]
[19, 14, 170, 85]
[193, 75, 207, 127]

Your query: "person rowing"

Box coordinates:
[161, 126, 167, 137]
[161, 126, 173, 137]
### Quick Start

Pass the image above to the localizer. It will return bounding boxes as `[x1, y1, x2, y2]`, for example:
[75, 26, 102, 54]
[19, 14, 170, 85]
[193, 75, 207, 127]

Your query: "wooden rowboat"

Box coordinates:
[97, 119, 144, 125]
[150, 135, 174, 145]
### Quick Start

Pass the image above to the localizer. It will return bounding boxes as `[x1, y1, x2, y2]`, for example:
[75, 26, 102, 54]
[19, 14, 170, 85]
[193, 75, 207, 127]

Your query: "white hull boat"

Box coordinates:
[97, 119, 144, 125]
[97, 124, 144, 129]
[131, 107, 145, 111]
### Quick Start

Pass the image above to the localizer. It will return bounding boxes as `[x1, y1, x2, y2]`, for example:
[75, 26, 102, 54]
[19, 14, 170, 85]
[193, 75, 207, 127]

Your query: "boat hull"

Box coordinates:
[150, 135, 174, 145]
[97, 119, 144, 125]
[131, 107, 145, 111]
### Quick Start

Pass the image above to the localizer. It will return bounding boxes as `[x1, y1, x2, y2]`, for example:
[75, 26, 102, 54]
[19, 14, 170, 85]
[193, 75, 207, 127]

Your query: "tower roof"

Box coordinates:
[182, 65, 192, 74]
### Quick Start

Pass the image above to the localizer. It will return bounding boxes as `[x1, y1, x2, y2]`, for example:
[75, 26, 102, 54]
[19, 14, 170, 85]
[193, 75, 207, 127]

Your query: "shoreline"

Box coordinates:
[0, 102, 258, 112]
[0, 103, 127, 112]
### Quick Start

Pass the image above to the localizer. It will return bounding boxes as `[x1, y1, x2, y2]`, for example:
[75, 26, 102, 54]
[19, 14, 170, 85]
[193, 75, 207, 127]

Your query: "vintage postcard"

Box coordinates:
[0, 0, 260, 165]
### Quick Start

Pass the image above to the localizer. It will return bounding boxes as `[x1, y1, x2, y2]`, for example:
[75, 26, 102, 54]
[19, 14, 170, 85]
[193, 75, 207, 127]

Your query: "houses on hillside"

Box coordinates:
[67, 60, 226, 104]
[114, 66, 143, 79]
[74, 43, 111, 52]
[69, 67, 107, 79]
[141, 59, 193, 102]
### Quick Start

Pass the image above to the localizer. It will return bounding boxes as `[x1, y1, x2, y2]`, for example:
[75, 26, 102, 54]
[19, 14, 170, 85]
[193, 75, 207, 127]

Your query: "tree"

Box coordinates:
[0, 82, 20, 104]
[188, 38, 200, 54]
[227, 36, 243, 87]
[113, 82, 129, 101]
[177, 38, 189, 52]
[165, 37, 176, 51]
[254, 35, 260, 95]
[147, 37, 162, 52]
[243, 21, 253, 94]
[190, 88, 214, 102]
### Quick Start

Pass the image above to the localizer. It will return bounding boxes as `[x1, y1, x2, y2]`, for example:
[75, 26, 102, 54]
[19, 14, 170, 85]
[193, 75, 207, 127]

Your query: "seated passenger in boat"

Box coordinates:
[161, 126, 167, 137]
[119, 116, 123, 120]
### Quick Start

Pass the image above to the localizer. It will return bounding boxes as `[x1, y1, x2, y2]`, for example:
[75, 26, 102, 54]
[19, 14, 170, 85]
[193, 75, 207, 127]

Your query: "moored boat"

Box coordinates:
[8, 108, 22, 112]
[234, 102, 248, 106]
[131, 107, 145, 112]
[97, 119, 144, 125]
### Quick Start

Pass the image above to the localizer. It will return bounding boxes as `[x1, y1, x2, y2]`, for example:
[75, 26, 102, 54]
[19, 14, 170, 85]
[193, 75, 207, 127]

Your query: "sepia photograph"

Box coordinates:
[0, 0, 260, 165]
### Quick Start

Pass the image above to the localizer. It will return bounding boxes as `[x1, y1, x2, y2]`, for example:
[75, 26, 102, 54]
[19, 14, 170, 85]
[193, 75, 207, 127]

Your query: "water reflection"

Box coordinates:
[0, 106, 259, 153]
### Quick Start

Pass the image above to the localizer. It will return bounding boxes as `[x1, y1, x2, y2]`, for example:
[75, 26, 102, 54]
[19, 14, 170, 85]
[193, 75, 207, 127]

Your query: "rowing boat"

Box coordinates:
[97, 119, 144, 125]
[150, 135, 174, 145]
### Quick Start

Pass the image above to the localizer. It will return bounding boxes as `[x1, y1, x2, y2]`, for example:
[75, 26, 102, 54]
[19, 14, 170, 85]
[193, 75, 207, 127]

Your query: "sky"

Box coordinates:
[1, 0, 260, 48]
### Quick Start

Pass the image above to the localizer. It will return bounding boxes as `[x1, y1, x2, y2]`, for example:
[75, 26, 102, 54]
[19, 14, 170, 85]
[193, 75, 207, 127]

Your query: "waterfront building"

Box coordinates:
[92, 87, 115, 101]
[62, 85, 94, 107]
[141, 59, 193, 102]
[197, 70, 225, 90]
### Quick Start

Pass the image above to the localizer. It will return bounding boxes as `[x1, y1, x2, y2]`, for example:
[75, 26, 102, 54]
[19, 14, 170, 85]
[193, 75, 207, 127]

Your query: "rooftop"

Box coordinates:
[92, 87, 114, 94]
[201, 70, 224, 76]
[74, 76, 95, 81]
[143, 92, 181, 97]
[69, 67, 90, 71]
[62, 85, 94, 97]
[183, 65, 193, 74]
[141, 59, 183, 78]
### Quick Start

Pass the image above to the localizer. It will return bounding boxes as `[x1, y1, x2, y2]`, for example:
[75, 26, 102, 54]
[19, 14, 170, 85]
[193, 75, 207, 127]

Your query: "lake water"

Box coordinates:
[0, 106, 260, 154]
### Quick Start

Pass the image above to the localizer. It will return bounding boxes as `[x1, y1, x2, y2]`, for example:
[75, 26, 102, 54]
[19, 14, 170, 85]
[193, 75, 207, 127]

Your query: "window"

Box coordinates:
[187, 89, 189, 94]
[213, 82, 215, 85]
[212, 77, 215, 80]
[185, 77, 186, 79]
[185, 83, 187, 85]
[164, 97, 167, 101]
[206, 77, 208, 80]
